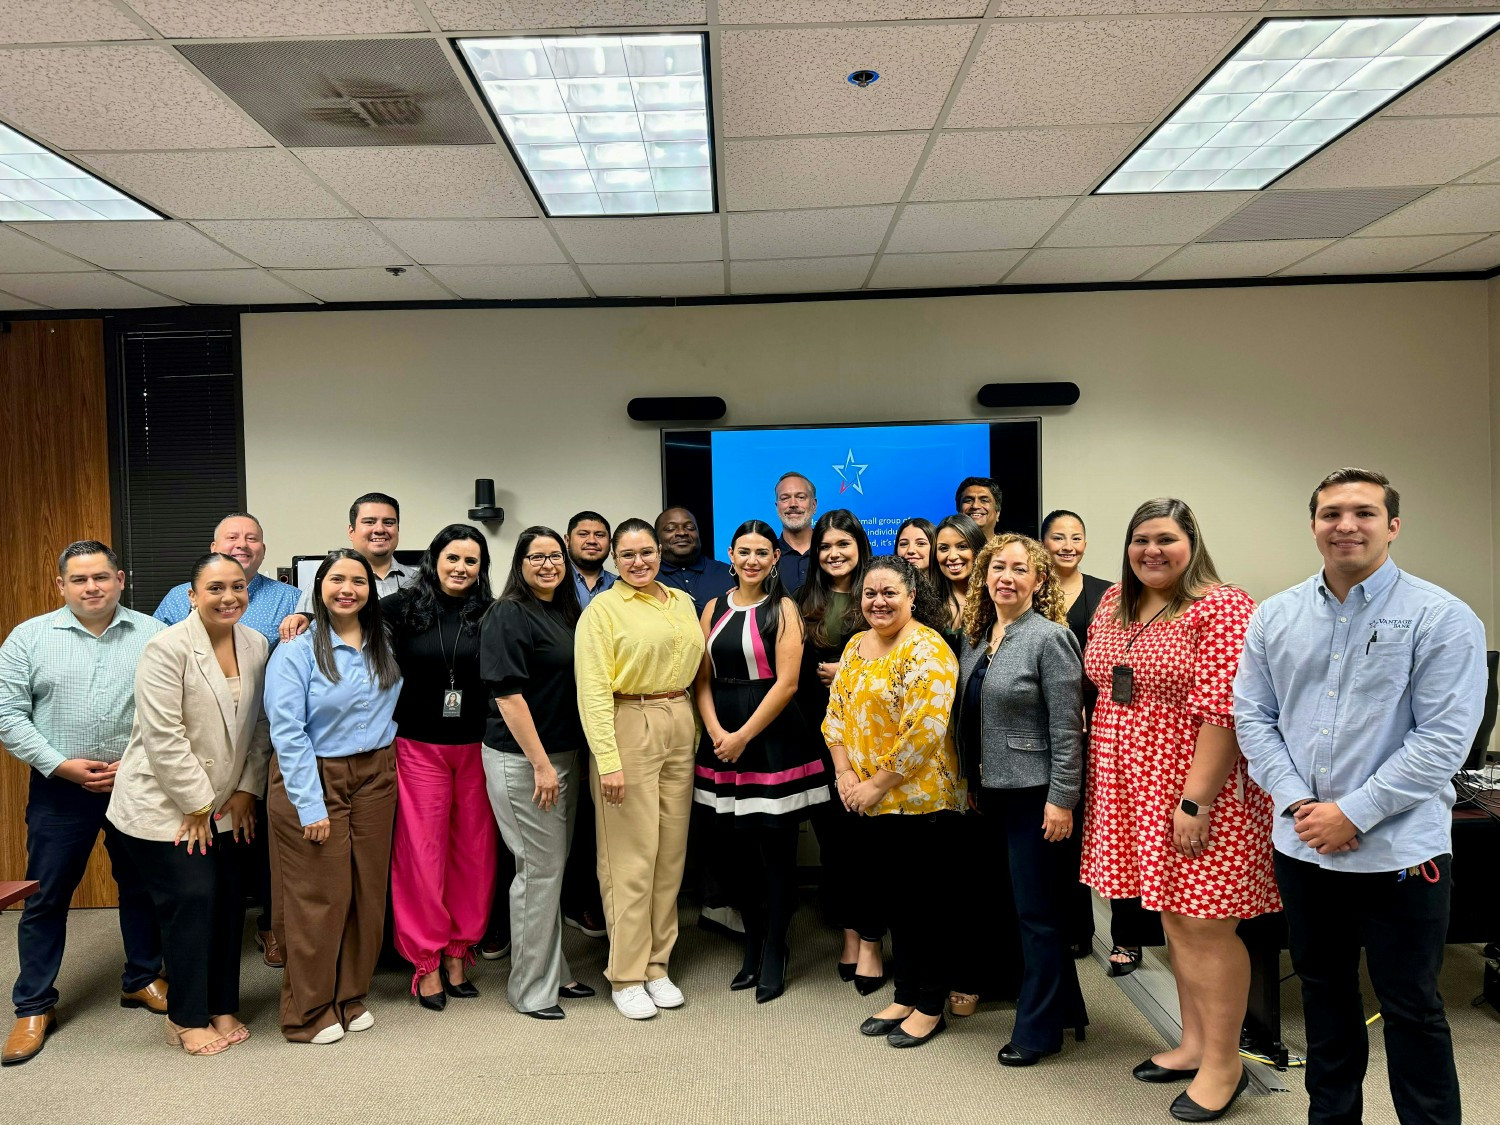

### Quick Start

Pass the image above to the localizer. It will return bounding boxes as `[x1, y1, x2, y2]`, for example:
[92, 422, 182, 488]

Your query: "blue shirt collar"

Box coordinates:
[1315, 555, 1398, 605]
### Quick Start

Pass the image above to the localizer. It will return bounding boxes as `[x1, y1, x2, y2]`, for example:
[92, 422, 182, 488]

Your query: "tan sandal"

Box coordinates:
[165, 1019, 230, 1056]
[948, 991, 979, 1017]
[212, 1018, 250, 1045]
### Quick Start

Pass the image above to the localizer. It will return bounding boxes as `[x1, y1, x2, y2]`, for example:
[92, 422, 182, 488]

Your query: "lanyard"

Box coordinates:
[1123, 602, 1169, 657]
[435, 614, 459, 691]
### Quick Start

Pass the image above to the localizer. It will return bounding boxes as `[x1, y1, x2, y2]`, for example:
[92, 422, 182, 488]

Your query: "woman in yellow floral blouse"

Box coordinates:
[823, 555, 960, 1050]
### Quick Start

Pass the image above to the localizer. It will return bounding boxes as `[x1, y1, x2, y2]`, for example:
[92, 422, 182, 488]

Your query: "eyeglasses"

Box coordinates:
[525, 553, 565, 566]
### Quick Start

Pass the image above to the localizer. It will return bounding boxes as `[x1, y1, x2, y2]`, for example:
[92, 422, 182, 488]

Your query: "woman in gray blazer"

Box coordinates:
[108, 553, 270, 1057]
[953, 533, 1088, 1068]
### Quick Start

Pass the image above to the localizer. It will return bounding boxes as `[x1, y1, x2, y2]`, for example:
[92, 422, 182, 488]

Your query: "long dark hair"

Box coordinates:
[385, 524, 493, 637]
[863, 555, 948, 633]
[796, 509, 871, 649]
[499, 525, 582, 626]
[719, 519, 797, 643]
[935, 513, 987, 622]
[1114, 497, 1223, 626]
[895, 516, 940, 591]
[309, 549, 401, 690]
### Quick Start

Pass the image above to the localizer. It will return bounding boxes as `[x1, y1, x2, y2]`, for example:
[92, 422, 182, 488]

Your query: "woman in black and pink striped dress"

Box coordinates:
[693, 519, 830, 1005]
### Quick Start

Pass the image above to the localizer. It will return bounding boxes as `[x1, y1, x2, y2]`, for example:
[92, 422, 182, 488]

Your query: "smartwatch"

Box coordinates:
[1180, 797, 1213, 817]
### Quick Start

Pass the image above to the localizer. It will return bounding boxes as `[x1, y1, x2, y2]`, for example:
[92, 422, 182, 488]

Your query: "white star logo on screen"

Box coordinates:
[832, 448, 868, 495]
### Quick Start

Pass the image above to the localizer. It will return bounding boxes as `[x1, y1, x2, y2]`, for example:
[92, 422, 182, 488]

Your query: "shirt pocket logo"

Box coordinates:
[1351, 642, 1411, 701]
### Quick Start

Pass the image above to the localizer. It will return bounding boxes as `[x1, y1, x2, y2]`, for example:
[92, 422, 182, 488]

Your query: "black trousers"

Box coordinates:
[712, 815, 800, 959]
[124, 833, 246, 1028]
[12, 770, 160, 1017]
[951, 804, 1022, 999]
[981, 786, 1089, 1051]
[1275, 850, 1460, 1125]
[245, 797, 275, 932]
[560, 754, 603, 920]
[813, 799, 876, 937]
[860, 810, 958, 1016]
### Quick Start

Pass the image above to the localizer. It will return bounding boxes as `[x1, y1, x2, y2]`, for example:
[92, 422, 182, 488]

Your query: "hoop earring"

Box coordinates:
[729, 564, 737, 578]
[769, 565, 778, 579]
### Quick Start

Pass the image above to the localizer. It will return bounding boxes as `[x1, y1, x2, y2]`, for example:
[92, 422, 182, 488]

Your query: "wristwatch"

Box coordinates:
[1180, 797, 1213, 817]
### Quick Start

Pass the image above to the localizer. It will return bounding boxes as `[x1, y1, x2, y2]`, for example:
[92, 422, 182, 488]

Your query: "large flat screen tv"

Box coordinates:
[662, 418, 1041, 561]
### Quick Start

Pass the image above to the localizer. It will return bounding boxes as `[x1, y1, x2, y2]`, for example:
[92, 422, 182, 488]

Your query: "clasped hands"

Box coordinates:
[707, 726, 747, 765]
[836, 769, 883, 814]
[1292, 800, 1360, 855]
[173, 790, 256, 853]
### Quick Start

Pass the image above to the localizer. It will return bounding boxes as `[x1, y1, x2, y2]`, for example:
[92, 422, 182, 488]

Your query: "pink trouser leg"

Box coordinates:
[391, 738, 458, 987]
[441, 743, 498, 958]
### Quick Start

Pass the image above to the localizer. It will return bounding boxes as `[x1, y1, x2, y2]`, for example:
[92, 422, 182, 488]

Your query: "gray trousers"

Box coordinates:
[481, 747, 579, 1013]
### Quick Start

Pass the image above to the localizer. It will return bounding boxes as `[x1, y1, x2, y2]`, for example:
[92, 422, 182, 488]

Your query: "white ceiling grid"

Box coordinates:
[0, 0, 1496, 309]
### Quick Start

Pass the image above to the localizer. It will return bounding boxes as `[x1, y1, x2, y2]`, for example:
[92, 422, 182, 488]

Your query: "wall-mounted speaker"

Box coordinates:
[976, 381, 1080, 409]
[628, 396, 727, 423]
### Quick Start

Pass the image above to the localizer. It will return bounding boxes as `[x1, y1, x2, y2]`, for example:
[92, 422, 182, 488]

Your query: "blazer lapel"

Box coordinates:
[188, 613, 237, 739]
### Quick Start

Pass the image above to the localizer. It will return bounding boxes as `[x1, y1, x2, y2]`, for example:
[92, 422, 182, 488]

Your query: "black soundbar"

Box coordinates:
[628, 396, 728, 422]
[976, 381, 1080, 409]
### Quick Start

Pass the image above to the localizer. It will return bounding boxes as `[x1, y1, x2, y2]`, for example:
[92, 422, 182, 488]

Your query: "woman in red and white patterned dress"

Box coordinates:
[1081, 498, 1279, 1123]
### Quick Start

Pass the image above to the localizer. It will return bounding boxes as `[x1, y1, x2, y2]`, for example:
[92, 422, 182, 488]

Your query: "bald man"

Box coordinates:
[655, 507, 734, 615]
[153, 512, 300, 646]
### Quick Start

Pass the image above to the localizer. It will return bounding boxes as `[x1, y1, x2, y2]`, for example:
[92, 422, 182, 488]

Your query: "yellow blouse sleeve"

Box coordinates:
[878, 630, 959, 779]
[574, 599, 623, 776]
[820, 633, 861, 750]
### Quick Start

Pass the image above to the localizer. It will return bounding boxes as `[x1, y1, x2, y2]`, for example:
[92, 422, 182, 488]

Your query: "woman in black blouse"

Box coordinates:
[479, 526, 594, 1020]
[1040, 509, 1162, 973]
[383, 524, 497, 1010]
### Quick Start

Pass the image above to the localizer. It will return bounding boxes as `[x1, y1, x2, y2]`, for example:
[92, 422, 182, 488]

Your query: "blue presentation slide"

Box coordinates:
[708, 423, 990, 560]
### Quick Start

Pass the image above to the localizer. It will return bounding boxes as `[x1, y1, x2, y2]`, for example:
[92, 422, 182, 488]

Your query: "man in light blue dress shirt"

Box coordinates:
[1234, 468, 1485, 1125]
[567, 510, 616, 609]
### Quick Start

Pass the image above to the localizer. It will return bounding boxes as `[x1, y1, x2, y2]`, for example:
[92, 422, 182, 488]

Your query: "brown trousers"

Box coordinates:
[268, 746, 396, 1041]
[593, 696, 696, 989]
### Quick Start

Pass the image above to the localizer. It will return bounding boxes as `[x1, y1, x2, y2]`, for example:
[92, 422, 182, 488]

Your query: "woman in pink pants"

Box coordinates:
[381, 524, 498, 1010]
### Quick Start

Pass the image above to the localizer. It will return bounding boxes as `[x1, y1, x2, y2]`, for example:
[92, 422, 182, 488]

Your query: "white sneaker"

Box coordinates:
[612, 985, 658, 1020]
[347, 1010, 374, 1032]
[644, 977, 685, 1009]
[309, 1023, 346, 1045]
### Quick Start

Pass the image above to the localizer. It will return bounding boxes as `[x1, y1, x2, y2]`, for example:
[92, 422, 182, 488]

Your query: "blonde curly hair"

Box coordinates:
[961, 533, 1067, 645]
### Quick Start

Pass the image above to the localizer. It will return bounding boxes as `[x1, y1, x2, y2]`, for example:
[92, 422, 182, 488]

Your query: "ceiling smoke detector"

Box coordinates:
[847, 69, 879, 88]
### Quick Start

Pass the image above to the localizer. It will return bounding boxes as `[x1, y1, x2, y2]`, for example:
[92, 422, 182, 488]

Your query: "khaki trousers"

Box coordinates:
[268, 746, 396, 1041]
[593, 696, 695, 989]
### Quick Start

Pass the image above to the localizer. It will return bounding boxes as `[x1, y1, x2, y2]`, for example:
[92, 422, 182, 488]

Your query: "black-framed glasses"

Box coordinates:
[524, 553, 565, 566]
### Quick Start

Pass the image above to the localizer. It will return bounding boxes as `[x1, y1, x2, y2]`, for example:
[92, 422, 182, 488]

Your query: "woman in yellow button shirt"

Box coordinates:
[824, 554, 961, 1050]
[575, 517, 706, 1021]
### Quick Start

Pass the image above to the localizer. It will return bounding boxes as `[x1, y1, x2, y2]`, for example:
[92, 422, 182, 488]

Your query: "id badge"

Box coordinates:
[442, 689, 464, 718]
[1110, 665, 1134, 706]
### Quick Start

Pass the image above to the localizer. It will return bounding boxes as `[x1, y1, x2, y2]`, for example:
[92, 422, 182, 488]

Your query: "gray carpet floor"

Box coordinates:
[2, 903, 1495, 1124]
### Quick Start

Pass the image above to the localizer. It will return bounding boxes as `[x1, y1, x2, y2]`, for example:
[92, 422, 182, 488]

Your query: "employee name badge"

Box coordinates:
[1111, 664, 1134, 706]
[442, 688, 464, 718]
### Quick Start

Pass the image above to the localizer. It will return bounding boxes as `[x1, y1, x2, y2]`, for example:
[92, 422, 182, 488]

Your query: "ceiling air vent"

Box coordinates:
[1199, 187, 1432, 241]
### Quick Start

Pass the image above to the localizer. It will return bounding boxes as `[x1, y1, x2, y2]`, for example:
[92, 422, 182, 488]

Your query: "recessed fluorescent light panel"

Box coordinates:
[1097, 14, 1500, 194]
[0, 122, 160, 220]
[457, 33, 715, 217]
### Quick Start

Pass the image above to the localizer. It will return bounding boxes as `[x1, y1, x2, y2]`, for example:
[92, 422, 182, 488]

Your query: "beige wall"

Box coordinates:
[1492, 275, 1500, 632]
[242, 278, 1495, 631]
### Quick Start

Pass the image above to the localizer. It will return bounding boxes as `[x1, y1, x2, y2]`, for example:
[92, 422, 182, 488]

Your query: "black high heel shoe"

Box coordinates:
[853, 969, 887, 996]
[558, 982, 595, 1000]
[416, 982, 447, 1012]
[998, 1042, 1059, 1067]
[1169, 1069, 1249, 1122]
[837, 962, 857, 982]
[440, 964, 479, 999]
[756, 943, 788, 1004]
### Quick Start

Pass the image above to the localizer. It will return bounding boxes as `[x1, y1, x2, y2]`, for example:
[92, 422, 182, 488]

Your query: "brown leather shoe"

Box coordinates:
[121, 977, 169, 1013]
[255, 929, 284, 968]
[3, 1012, 56, 1067]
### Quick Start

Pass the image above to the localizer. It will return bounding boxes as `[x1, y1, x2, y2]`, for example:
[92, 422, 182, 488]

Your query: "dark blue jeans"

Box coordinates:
[13, 769, 162, 1017]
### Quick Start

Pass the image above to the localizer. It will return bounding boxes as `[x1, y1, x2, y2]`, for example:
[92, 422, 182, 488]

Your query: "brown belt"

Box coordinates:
[613, 689, 688, 702]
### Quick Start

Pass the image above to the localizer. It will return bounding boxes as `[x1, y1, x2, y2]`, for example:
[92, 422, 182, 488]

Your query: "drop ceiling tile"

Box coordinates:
[373, 220, 565, 265]
[1278, 117, 1500, 190]
[1266, 0, 1500, 9]
[0, 271, 180, 307]
[1140, 239, 1333, 280]
[427, 264, 589, 298]
[948, 17, 1248, 129]
[1359, 186, 1500, 236]
[426, 1, 706, 29]
[25, 221, 247, 270]
[0, 46, 270, 150]
[116, 269, 319, 304]
[1458, 158, 1500, 184]
[886, 198, 1074, 252]
[1278, 234, 1483, 275]
[721, 25, 975, 137]
[1409, 233, 1500, 272]
[0, 227, 93, 272]
[731, 256, 873, 293]
[79, 150, 350, 220]
[870, 249, 1025, 288]
[553, 215, 721, 264]
[721, 1, 983, 19]
[1042, 192, 1252, 247]
[728, 206, 894, 259]
[1384, 34, 1500, 118]
[0, 291, 46, 310]
[0, 0, 148, 42]
[194, 220, 407, 268]
[727, 134, 927, 211]
[579, 262, 724, 296]
[128, 1, 424, 37]
[997, 1, 1254, 13]
[913, 126, 1142, 200]
[1003, 244, 1176, 285]
[267, 267, 451, 302]
[292, 147, 536, 219]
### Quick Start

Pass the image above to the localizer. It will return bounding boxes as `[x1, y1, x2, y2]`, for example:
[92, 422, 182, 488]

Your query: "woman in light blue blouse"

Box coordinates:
[265, 549, 402, 1045]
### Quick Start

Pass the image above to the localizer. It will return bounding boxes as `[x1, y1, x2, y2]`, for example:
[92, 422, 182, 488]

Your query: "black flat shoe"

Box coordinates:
[524, 1005, 565, 1020]
[837, 962, 857, 982]
[887, 1016, 946, 1049]
[859, 1015, 905, 1037]
[440, 966, 479, 999]
[1169, 1069, 1249, 1122]
[998, 1041, 1060, 1067]
[730, 969, 759, 991]
[558, 982, 595, 1000]
[853, 972, 887, 996]
[1134, 1058, 1201, 1084]
[416, 988, 447, 1012]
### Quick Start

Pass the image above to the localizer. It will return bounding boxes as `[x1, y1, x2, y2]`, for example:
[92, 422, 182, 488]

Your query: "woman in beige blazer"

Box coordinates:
[107, 553, 270, 1057]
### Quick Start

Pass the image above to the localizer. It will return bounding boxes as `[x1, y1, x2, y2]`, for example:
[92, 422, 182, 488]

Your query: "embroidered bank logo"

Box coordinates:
[832, 449, 869, 496]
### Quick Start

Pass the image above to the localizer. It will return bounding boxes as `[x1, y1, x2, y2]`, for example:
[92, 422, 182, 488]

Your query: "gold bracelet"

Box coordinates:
[188, 803, 214, 817]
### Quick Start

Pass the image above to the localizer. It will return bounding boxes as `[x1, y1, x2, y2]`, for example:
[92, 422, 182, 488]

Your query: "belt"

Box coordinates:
[613, 689, 688, 702]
